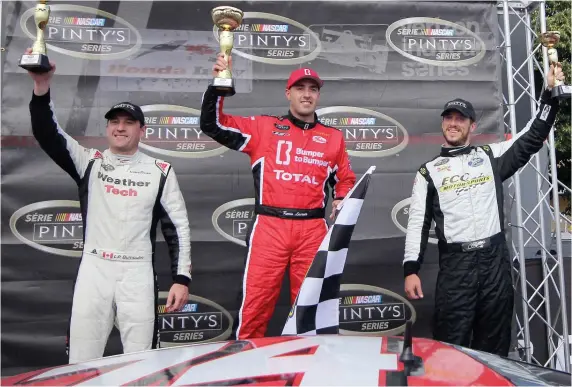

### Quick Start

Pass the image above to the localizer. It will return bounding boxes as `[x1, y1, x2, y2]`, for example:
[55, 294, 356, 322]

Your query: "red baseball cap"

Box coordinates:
[286, 67, 324, 89]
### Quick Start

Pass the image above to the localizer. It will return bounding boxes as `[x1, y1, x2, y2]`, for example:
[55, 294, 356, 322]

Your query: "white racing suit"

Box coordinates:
[403, 89, 559, 356]
[29, 90, 192, 363]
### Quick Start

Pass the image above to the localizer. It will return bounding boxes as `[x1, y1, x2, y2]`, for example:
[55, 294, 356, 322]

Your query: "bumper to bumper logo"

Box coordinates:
[316, 106, 409, 158]
[213, 12, 321, 65]
[157, 292, 233, 346]
[139, 104, 229, 159]
[9, 200, 83, 257]
[386, 17, 486, 66]
[339, 284, 416, 336]
[212, 198, 255, 247]
[20, 4, 142, 60]
[391, 197, 438, 245]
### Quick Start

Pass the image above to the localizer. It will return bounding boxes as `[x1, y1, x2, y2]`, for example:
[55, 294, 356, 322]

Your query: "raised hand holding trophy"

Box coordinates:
[540, 31, 571, 100]
[211, 6, 243, 97]
[19, 0, 52, 73]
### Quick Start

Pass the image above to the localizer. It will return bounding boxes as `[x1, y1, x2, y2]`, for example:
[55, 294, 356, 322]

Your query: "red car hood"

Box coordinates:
[2, 335, 570, 386]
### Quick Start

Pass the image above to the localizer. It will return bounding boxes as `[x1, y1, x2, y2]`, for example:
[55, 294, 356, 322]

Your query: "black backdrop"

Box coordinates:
[1, 0, 507, 374]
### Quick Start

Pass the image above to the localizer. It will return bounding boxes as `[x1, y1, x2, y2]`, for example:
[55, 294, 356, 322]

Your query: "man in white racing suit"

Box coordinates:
[25, 49, 192, 363]
[403, 63, 564, 356]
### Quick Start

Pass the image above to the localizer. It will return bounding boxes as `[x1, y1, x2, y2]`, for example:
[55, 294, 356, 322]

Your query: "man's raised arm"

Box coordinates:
[487, 63, 563, 181]
[28, 50, 93, 184]
[200, 53, 260, 154]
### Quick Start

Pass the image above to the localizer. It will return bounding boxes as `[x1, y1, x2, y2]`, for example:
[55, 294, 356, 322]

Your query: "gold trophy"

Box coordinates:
[19, 0, 52, 73]
[211, 6, 243, 96]
[540, 31, 570, 100]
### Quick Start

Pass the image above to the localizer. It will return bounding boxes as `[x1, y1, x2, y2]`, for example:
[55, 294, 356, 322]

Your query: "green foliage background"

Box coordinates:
[532, 0, 571, 214]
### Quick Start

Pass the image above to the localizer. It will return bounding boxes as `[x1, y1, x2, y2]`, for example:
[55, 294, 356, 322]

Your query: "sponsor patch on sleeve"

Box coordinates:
[539, 105, 551, 121]
[155, 160, 171, 175]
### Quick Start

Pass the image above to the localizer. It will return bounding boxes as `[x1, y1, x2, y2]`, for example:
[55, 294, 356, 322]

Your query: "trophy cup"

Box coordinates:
[211, 6, 243, 97]
[19, 0, 52, 73]
[540, 31, 571, 100]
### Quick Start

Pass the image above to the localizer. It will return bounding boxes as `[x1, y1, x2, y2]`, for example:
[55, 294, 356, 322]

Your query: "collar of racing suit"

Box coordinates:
[286, 110, 318, 130]
[440, 144, 473, 157]
[105, 149, 143, 165]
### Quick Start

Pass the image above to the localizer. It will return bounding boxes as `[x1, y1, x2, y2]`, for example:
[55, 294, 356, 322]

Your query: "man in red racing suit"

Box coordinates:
[200, 57, 356, 339]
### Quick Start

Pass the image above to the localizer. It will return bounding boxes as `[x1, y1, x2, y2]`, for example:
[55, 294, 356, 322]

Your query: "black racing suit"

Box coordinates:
[403, 89, 559, 356]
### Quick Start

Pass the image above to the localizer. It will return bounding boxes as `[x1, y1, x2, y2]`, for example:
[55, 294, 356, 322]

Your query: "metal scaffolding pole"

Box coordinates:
[538, 0, 570, 372]
[502, 0, 532, 363]
[498, 0, 570, 372]
[524, 6, 555, 370]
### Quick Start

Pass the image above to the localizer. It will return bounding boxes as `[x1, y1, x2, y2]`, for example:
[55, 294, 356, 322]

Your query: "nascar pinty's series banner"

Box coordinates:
[1, 0, 505, 374]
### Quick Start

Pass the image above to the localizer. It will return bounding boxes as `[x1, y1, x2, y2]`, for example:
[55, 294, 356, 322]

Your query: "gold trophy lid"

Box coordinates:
[540, 31, 560, 47]
[211, 6, 243, 29]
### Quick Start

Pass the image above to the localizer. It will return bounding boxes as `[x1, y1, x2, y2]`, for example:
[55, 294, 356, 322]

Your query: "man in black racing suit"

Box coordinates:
[403, 63, 564, 356]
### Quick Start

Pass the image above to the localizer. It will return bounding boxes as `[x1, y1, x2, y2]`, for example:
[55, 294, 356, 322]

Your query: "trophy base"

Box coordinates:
[552, 85, 571, 100]
[212, 77, 236, 97]
[19, 54, 52, 74]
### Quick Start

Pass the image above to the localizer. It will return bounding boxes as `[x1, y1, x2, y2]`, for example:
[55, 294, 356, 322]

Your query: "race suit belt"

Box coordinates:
[439, 232, 506, 253]
[255, 204, 325, 219]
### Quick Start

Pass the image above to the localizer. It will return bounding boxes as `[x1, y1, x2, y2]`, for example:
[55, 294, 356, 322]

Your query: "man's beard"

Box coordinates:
[443, 130, 469, 147]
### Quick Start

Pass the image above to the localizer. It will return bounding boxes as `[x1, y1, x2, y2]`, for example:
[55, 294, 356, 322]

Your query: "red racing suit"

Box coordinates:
[200, 85, 356, 338]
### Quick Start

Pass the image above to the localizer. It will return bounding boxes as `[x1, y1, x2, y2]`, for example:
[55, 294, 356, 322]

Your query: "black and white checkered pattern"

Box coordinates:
[282, 166, 376, 336]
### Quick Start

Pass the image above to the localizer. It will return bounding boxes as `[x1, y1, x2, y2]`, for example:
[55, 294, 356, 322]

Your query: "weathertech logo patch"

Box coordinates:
[97, 172, 150, 187]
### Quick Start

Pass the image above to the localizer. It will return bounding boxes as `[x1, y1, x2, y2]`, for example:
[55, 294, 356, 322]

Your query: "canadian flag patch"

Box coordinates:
[156, 161, 170, 175]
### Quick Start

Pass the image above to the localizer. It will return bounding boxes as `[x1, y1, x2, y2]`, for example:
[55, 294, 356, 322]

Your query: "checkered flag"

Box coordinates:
[282, 166, 376, 336]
